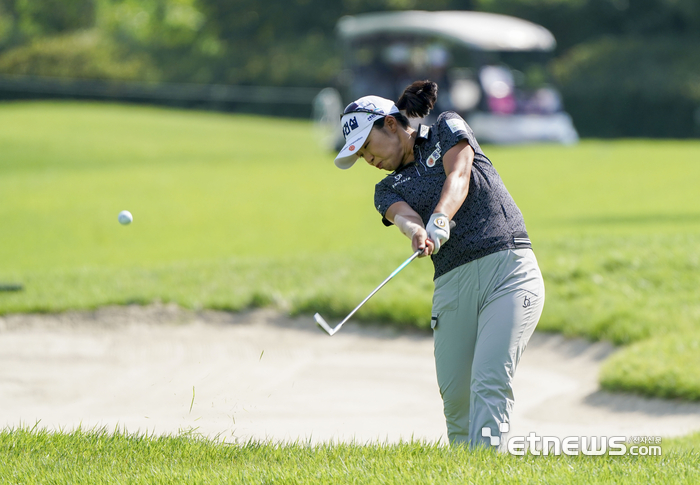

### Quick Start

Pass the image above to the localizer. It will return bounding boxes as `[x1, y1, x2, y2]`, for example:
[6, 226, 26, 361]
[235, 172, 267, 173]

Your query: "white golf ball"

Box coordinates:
[118, 210, 133, 225]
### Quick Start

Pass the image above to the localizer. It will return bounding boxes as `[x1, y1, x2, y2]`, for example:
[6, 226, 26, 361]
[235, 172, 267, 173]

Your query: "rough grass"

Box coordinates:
[537, 233, 700, 345]
[1, 101, 699, 401]
[0, 426, 698, 484]
[600, 331, 700, 401]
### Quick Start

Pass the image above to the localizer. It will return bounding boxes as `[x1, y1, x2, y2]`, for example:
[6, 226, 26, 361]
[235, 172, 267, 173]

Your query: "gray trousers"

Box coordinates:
[431, 248, 545, 448]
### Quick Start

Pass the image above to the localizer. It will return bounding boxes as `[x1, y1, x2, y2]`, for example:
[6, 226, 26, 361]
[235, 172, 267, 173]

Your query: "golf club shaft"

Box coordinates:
[333, 249, 422, 331]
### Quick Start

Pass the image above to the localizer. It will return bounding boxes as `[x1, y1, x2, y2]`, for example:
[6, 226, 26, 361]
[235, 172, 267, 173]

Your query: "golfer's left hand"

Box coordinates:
[411, 227, 435, 257]
[426, 213, 451, 254]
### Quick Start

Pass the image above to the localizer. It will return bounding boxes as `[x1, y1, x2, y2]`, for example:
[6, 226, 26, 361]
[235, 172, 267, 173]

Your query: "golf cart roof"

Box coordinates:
[337, 10, 556, 52]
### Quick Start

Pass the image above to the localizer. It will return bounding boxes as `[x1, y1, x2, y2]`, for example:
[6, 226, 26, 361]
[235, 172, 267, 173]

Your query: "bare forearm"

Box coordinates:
[394, 212, 425, 239]
[434, 140, 473, 219]
[434, 170, 470, 219]
[384, 201, 435, 256]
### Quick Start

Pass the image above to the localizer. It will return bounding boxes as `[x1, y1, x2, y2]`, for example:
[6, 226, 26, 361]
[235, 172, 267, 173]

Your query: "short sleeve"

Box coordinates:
[436, 112, 487, 160]
[374, 181, 404, 227]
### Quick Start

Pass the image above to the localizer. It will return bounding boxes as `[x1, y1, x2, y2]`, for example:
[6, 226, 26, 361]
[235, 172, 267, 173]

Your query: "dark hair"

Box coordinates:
[372, 80, 438, 130]
[372, 111, 410, 130]
[397, 80, 438, 118]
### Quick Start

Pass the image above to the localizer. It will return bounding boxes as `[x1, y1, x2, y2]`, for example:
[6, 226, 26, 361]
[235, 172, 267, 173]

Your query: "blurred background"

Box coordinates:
[0, 0, 699, 138]
[1, 0, 699, 408]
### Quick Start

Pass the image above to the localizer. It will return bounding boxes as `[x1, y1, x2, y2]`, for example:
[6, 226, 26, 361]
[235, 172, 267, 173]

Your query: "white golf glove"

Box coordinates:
[426, 213, 451, 254]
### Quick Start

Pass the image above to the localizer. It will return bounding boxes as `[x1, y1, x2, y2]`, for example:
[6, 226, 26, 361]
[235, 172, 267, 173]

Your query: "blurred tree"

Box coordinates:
[0, 0, 95, 50]
[99, 0, 206, 48]
[552, 36, 700, 137]
[0, 0, 477, 85]
[474, 0, 700, 53]
[474, 0, 700, 136]
[17, 0, 96, 35]
[95, 0, 221, 83]
[0, 2, 15, 48]
[0, 0, 697, 136]
[194, 0, 474, 85]
[0, 29, 158, 81]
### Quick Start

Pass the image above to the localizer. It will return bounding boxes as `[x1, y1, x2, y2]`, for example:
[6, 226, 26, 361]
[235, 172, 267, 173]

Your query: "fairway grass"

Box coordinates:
[1, 101, 700, 401]
[1, 427, 699, 484]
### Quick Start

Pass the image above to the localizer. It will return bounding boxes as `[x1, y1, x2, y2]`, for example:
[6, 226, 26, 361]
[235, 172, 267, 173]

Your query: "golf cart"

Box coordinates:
[313, 10, 578, 148]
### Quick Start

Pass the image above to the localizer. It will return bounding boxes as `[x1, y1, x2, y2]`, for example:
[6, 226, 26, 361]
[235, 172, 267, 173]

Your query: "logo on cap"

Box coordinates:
[349, 145, 355, 152]
[342, 116, 360, 139]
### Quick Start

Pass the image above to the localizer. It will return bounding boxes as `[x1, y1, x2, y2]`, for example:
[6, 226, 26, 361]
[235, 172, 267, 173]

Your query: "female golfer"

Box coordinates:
[334, 80, 545, 448]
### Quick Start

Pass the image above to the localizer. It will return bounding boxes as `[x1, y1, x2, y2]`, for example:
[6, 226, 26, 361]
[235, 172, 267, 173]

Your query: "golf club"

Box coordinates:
[314, 249, 422, 336]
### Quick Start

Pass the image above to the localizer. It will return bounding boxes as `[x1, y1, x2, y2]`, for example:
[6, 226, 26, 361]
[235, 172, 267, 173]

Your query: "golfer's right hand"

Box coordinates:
[411, 228, 434, 257]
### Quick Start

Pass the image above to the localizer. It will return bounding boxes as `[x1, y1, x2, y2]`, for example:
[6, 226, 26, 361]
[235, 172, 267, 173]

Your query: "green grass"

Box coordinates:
[1, 101, 700, 401]
[600, 330, 700, 400]
[1, 427, 698, 484]
[537, 233, 700, 344]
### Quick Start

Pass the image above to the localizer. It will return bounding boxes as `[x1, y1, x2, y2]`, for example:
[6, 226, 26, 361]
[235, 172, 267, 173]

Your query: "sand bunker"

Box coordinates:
[1, 305, 699, 443]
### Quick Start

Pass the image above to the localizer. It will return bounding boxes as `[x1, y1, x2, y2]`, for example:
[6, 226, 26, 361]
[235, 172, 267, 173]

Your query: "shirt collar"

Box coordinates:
[415, 124, 431, 144]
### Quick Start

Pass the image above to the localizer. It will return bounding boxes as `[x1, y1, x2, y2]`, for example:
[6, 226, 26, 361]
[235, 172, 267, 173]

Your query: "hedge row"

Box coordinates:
[552, 36, 700, 138]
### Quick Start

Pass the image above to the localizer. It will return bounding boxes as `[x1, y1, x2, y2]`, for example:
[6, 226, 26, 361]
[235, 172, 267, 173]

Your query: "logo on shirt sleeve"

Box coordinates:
[446, 118, 468, 134]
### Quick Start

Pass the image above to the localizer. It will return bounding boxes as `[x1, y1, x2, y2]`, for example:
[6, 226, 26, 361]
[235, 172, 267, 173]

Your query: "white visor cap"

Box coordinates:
[334, 96, 401, 169]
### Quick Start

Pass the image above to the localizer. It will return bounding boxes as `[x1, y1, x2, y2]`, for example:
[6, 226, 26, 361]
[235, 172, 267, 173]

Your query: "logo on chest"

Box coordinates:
[391, 173, 411, 189]
[425, 143, 441, 168]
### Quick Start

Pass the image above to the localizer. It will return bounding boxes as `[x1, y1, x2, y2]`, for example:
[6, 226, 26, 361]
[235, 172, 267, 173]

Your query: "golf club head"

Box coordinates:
[314, 313, 336, 336]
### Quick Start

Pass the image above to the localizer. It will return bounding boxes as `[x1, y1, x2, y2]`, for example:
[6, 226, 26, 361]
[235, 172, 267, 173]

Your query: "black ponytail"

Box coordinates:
[371, 80, 436, 131]
[397, 80, 438, 118]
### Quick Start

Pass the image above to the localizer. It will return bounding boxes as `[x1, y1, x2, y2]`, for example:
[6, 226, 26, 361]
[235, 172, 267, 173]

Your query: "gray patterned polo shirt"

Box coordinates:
[374, 111, 531, 280]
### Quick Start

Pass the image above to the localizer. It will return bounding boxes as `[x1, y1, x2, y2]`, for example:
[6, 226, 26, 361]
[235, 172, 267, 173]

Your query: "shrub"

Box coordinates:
[0, 30, 159, 82]
[552, 36, 700, 138]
